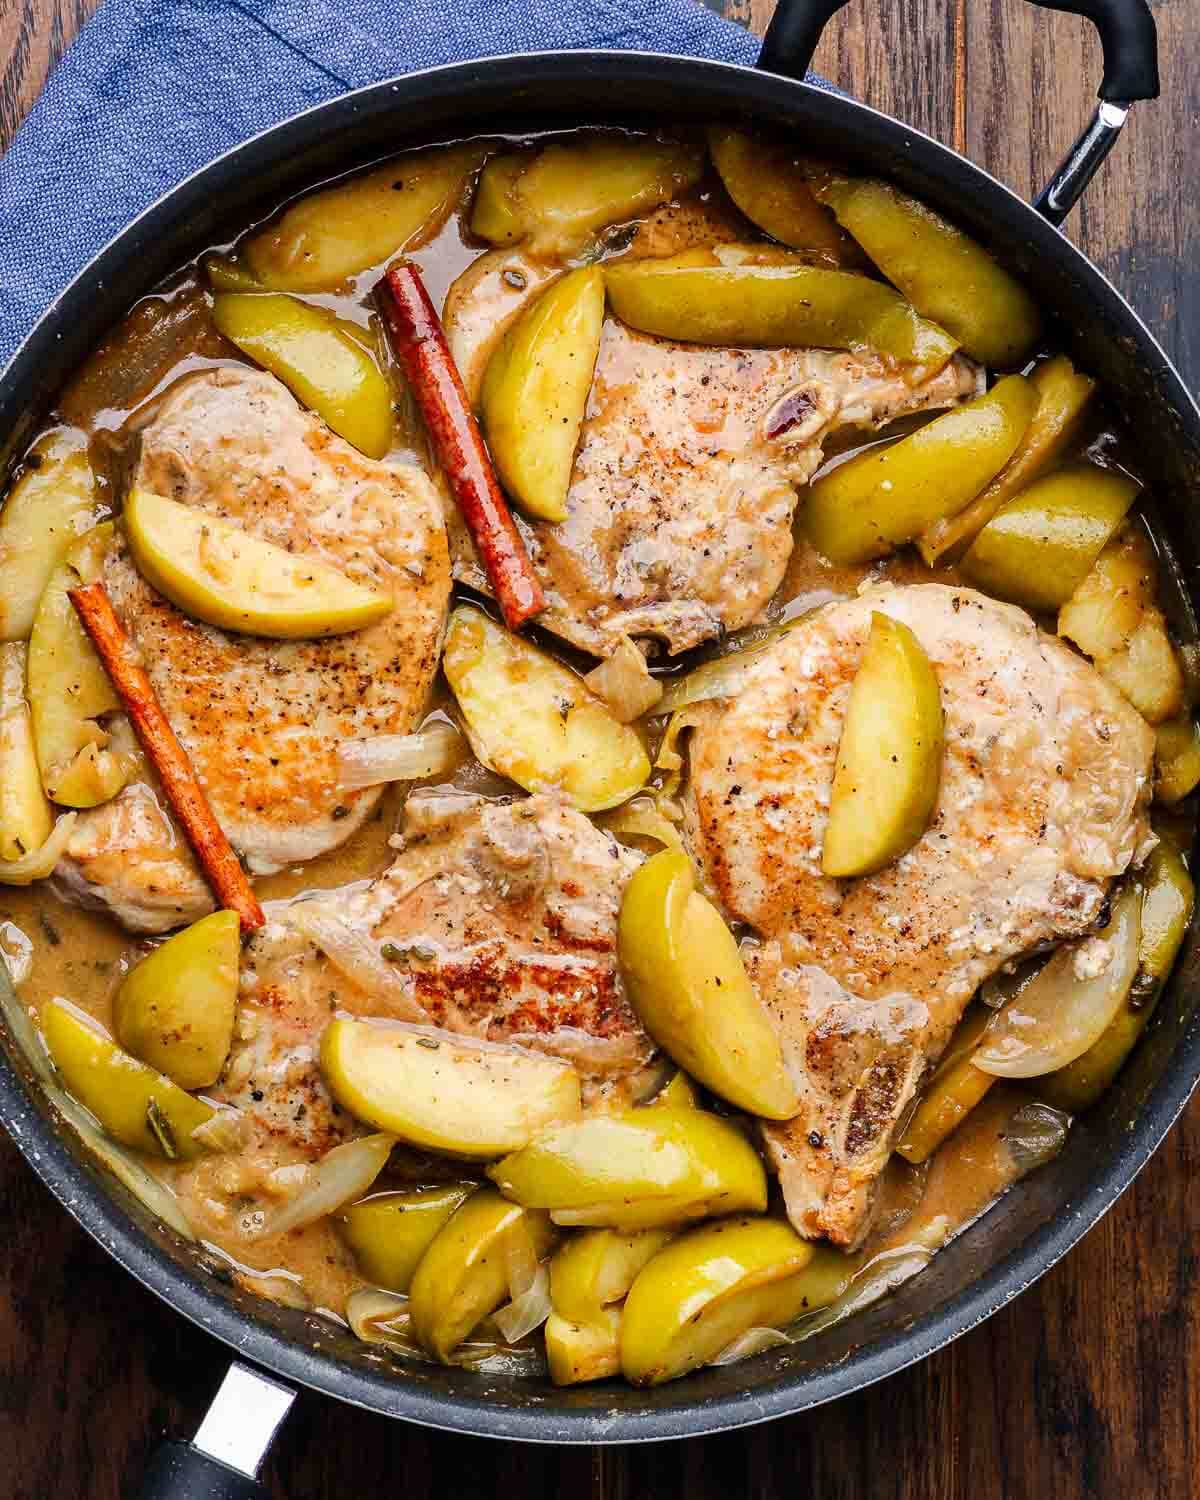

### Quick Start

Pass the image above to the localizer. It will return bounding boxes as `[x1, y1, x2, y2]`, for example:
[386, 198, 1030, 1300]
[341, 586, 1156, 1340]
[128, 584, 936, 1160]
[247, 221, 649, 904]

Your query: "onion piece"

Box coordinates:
[190, 1107, 245, 1154]
[974, 885, 1142, 1078]
[655, 619, 812, 718]
[978, 954, 1047, 1010]
[452, 1338, 548, 1376]
[347, 1289, 548, 1373]
[260, 1132, 394, 1238]
[599, 796, 684, 853]
[584, 639, 664, 724]
[288, 904, 427, 1022]
[791, 1244, 936, 1343]
[0, 921, 33, 988]
[505, 1216, 539, 1299]
[48, 1080, 196, 1239]
[709, 1326, 792, 1366]
[336, 722, 467, 790]
[0, 812, 77, 886]
[494, 1261, 551, 1344]
[654, 704, 715, 799]
[0, 971, 53, 1083]
[347, 1287, 427, 1361]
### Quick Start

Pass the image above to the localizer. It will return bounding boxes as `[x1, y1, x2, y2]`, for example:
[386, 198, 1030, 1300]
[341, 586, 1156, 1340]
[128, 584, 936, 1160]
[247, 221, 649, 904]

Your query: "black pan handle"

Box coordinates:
[757, 0, 1157, 99]
[137, 1441, 270, 1500]
[134, 1363, 294, 1500]
[756, 0, 1159, 223]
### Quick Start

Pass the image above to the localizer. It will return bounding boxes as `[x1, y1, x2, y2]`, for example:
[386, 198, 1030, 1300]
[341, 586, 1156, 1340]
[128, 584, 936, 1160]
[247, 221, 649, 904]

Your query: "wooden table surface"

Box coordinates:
[1, 1, 1197, 1496]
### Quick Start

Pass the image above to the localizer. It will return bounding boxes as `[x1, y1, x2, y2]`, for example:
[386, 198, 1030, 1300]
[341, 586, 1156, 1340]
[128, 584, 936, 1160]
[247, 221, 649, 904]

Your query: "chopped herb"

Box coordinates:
[332, 805, 350, 821]
[382, 940, 436, 964]
[416, 1037, 440, 1050]
[146, 1099, 178, 1160]
[38, 913, 61, 947]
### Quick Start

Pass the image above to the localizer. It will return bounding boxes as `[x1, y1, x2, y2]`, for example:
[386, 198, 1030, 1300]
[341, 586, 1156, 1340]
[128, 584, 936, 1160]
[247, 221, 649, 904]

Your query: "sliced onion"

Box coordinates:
[792, 1244, 935, 1342]
[516, 1025, 655, 1076]
[505, 1216, 539, 1299]
[288, 904, 427, 1022]
[654, 704, 715, 799]
[0, 971, 53, 1083]
[584, 639, 664, 724]
[452, 1338, 548, 1376]
[974, 885, 1142, 1078]
[599, 796, 684, 853]
[347, 1287, 427, 1360]
[260, 1132, 394, 1238]
[346, 1289, 548, 1373]
[47, 1080, 195, 1239]
[336, 722, 467, 790]
[1004, 1101, 1071, 1173]
[709, 1326, 793, 1367]
[0, 921, 32, 987]
[190, 1107, 245, 1153]
[656, 617, 821, 717]
[494, 1262, 551, 1344]
[979, 954, 1047, 1010]
[0, 812, 77, 886]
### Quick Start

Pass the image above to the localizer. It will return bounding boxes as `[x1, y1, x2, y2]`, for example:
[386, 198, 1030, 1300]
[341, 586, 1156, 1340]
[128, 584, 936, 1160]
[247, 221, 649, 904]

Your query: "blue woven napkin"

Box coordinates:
[0, 0, 784, 370]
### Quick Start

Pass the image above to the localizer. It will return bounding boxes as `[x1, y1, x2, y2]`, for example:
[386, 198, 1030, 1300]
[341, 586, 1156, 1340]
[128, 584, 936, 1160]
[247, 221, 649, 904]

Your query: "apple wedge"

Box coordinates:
[480, 266, 605, 523]
[442, 604, 649, 812]
[618, 848, 798, 1119]
[41, 998, 215, 1160]
[822, 612, 944, 878]
[28, 523, 133, 809]
[123, 488, 391, 640]
[320, 1018, 582, 1159]
[114, 910, 240, 1090]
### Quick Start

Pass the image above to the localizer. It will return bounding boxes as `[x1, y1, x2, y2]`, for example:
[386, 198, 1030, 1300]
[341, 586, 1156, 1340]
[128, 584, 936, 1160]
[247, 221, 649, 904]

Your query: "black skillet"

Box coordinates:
[0, 0, 1195, 1492]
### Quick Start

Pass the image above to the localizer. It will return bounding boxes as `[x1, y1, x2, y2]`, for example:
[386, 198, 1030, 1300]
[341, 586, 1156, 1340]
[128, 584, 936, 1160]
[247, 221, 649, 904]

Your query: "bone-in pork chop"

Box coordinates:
[57, 367, 450, 930]
[682, 584, 1155, 1248]
[451, 323, 981, 657]
[197, 793, 655, 1177]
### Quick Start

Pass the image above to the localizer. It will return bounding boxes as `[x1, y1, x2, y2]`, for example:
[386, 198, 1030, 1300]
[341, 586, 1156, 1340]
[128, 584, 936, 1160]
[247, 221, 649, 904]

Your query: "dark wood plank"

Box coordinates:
[1, 3, 1197, 1498]
[0, 0, 98, 146]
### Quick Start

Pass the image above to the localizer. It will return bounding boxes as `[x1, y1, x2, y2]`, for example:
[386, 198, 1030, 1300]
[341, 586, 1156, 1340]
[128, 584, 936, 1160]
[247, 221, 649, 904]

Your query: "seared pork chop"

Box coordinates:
[451, 323, 981, 657]
[58, 367, 450, 931]
[682, 584, 1155, 1248]
[209, 792, 656, 1168]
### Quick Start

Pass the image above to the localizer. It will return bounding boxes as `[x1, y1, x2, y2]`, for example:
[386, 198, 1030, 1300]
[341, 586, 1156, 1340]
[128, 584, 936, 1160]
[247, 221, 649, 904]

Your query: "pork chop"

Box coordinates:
[57, 367, 451, 931]
[451, 323, 982, 657]
[682, 583, 1155, 1248]
[208, 792, 657, 1168]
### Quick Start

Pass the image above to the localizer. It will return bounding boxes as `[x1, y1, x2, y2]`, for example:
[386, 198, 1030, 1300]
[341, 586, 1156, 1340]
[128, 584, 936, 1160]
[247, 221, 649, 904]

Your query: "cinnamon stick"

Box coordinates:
[376, 263, 546, 632]
[68, 582, 265, 933]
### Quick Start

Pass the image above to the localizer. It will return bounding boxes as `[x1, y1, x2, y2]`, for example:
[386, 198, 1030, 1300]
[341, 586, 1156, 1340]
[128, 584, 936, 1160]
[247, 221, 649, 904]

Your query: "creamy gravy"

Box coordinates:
[0, 131, 1156, 1336]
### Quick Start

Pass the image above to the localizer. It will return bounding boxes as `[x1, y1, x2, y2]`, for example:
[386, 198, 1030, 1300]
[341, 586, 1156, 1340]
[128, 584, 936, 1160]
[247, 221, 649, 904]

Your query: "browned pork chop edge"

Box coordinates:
[683, 583, 1155, 1247]
[56, 366, 451, 932]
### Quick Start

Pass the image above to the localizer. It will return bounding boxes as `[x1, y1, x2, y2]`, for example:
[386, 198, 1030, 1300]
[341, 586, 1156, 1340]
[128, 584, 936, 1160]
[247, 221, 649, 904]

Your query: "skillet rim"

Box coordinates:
[1, 47, 1199, 1444]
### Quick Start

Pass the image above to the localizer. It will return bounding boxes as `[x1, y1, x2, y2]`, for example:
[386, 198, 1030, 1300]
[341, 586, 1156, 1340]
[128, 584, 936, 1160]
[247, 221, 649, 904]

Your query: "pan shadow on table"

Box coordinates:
[0, 0, 1197, 1496]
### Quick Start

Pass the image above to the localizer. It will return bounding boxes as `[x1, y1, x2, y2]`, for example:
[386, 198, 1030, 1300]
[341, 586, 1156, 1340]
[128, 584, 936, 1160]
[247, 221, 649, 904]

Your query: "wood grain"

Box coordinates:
[1, 2, 1197, 1498]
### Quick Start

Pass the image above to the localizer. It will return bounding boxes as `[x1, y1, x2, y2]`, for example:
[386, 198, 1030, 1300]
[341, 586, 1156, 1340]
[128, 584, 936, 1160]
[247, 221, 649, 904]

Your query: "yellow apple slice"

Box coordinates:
[618, 848, 798, 1119]
[320, 1018, 581, 1159]
[123, 488, 391, 640]
[480, 267, 605, 522]
[822, 612, 944, 878]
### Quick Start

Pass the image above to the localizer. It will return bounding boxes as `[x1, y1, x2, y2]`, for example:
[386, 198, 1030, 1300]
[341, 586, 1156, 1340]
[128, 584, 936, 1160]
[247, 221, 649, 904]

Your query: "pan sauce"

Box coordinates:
[0, 126, 1191, 1378]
